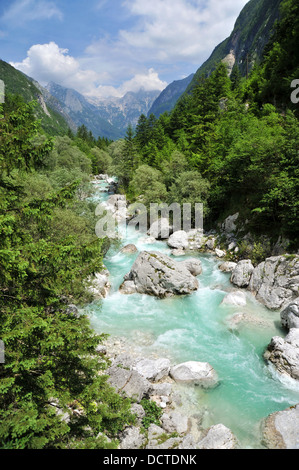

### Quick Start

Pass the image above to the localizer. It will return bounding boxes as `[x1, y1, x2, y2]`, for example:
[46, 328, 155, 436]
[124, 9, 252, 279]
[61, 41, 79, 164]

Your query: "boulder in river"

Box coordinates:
[230, 259, 254, 288]
[121, 244, 138, 254]
[261, 404, 299, 449]
[196, 424, 239, 449]
[249, 255, 299, 310]
[264, 328, 299, 381]
[281, 297, 299, 330]
[167, 231, 189, 250]
[119, 251, 199, 298]
[170, 361, 219, 389]
[219, 261, 237, 273]
[178, 258, 202, 276]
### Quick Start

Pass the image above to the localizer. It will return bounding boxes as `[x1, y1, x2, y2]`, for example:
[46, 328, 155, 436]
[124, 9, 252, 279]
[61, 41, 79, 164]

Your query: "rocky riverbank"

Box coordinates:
[98, 335, 238, 450]
[97, 333, 299, 449]
[88, 179, 299, 449]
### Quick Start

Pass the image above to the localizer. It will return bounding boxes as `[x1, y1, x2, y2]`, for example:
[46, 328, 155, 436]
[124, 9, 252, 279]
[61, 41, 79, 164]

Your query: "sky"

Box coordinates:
[0, 0, 249, 100]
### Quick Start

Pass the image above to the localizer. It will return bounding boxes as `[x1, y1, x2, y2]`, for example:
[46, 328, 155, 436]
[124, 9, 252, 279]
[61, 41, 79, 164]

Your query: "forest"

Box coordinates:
[0, 0, 298, 449]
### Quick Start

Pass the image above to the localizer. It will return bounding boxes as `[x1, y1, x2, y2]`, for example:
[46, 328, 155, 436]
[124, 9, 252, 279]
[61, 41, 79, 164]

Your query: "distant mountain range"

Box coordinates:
[46, 83, 160, 140]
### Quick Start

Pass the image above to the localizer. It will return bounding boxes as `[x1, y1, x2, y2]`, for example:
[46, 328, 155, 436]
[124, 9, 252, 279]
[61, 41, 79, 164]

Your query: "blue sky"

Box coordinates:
[0, 0, 249, 100]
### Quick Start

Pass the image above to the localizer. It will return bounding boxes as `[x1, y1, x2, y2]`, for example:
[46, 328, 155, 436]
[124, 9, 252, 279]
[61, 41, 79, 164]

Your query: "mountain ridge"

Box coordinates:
[185, 0, 282, 94]
[46, 82, 160, 140]
[147, 73, 194, 118]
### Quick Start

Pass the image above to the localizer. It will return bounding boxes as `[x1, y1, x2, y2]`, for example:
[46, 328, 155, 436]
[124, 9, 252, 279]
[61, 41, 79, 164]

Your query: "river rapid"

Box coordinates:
[86, 177, 299, 449]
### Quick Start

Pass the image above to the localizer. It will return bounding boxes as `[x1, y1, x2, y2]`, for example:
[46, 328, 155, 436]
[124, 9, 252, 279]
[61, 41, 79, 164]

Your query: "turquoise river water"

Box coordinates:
[86, 179, 299, 449]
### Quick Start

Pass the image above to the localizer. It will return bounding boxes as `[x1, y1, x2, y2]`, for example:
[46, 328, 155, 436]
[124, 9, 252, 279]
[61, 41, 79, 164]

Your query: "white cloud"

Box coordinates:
[84, 0, 248, 91]
[11, 42, 167, 99]
[2, 0, 63, 24]
[9, 0, 249, 99]
[118, 0, 249, 64]
[11, 42, 97, 90]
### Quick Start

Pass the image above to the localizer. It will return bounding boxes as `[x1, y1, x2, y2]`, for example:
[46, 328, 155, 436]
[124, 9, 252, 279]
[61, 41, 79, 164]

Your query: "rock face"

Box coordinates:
[197, 424, 238, 449]
[231, 260, 254, 288]
[249, 255, 299, 310]
[179, 258, 202, 276]
[133, 358, 171, 382]
[167, 231, 189, 250]
[170, 361, 219, 389]
[221, 213, 239, 236]
[219, 261, 237, 273]
[107, 363, 152, 403]
[119, 251, 199, 298]
[264, 328, 299, 381]
[121, 244, 138, 254]
[281, 298, 299, 329]
[262, 404, 299, 449]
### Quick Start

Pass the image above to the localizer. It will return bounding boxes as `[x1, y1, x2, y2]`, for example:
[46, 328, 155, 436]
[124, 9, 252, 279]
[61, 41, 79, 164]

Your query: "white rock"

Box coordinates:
[167, 231, 189, 249]
[231, 259, 254, 288]
[264, 328, 299, 381]
[215, 248, 226, 258]
[170, 361, 219, 388]
[133, 358, 171, 382]
[179, 258, 202, 276]
[262, 404, 299, 449]
[219, 261, 237, 273]
[281, 298, 299, 330]
[161, 411, 189, 434]
[197, 424, 238, 449]
[86, 268, 111, 299]
[249, 255, 299, 310]
[222, 213, 239, 234]
[119, 251, 199, 298]
[206, 238, 216, 250]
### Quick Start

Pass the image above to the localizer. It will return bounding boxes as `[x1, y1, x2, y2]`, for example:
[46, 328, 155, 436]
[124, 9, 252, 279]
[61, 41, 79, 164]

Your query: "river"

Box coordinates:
[85, 177, 299, 449]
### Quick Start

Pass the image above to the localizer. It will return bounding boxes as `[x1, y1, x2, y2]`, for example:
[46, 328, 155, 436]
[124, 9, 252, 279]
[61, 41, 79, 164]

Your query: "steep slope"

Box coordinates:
[186, 0, 282, 93]
[46, 82, 121, 140]
[147, 73, 194, 118]
[89, 89, 161, 133]
[0, 60, 70, 136]
[47, 83, 160, 140]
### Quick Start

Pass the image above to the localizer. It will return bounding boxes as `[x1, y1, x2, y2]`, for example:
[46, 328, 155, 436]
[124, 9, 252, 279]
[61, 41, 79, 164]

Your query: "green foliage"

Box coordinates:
[130, 165, 167, 207]
[140, 399, 163, 430]
[90, 147, 112, 175]
[0, 97, 134, 448]
[112, 6, 299, 249]
[0, 61, 69, 136]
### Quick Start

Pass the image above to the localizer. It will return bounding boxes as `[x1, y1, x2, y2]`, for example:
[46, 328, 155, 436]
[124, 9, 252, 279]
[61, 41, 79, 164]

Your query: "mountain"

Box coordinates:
[47, 83, 160, 140]
[147, 73, 194, 118]
[0, 59, 70, 136]
[88, 89, 161, 134]
[45, 82, 121, 140]
[185, 0, 282, 94]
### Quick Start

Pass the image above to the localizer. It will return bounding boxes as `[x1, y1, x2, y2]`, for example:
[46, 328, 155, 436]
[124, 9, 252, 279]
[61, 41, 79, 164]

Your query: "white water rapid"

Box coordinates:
[86, 177, 299, 449]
